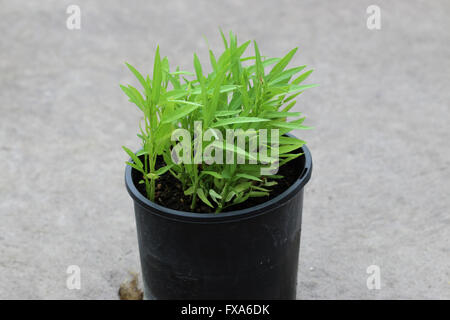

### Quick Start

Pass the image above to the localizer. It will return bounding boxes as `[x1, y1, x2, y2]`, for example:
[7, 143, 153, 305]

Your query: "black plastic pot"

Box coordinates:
[125, 144, 312, 300]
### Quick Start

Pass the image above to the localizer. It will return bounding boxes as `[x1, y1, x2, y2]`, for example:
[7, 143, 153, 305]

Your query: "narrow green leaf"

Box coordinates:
[209, 189, 222, 199]
[268, 119, 312, 130]
[287, 84, 319, 93]
[215, 110, 242, 117]
[127, 85, 146, 108]
[120, 85, 144, 111]
[211, 117, 269, 128]
[206, 70, 226, 126]
[234, 182, 252, 193]
[163, 89, 189, 100]
[194, 53, 208, 119]
[235, 40, 251, 59]
[262, 111, 302, 119]
[277, 144, 305, 154]
[268, 47, 298, 79]
[281, 100, 297, 112]
[184, 186, 195, 196]
[268, 66, 306, 85]
[170, 70, 194, 76]
[209, 50, 218, 71]
[125, 63, 148, 92]
[193, 53, 204, 82]
[252, 186, 269, 192]
[226, 191, 237, 202]
[162, 103, 200, 123]
[219, 29, 228, 49]
[232, 192, 249, 204]
[279, 136, 306, 145]
[126, 161, 145, 174]
[136, 149, 149, 157]
[167, 100, 202, 107]
[190, 85, 239, 95]
[197, 189, 213, 208]
[246, 57, 281, 74]
[292, 70, 314, 85]
[201, 171, 223, 179]
[122, 146, 143, 168]
[208, 140, 257, 161]
[249, 191, 269, 197]
[146, 172, 160, 180]
[234, 173, 262, 182]
[154, 164, 173, 176]
[283, 91, 302, 103]
[254, 41, 264, 80]
[151, 46, 162, 105]
[279, 152, 303, 166]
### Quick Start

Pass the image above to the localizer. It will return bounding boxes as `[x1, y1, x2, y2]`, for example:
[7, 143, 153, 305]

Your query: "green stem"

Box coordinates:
[144, 153, 151, 200]
[149, 155, 156, 202]
[190, 167, 199, 210]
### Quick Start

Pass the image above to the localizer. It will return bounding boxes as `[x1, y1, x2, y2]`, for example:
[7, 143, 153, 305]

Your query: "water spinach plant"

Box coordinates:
[121, 32, 316, 213]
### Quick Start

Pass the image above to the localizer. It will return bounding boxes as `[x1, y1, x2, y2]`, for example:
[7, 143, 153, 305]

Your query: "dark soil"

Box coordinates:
[132, 150, 305, 213]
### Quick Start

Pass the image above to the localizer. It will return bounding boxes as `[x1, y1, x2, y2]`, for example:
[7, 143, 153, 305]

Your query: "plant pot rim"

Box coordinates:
[125, 135, 312, 223]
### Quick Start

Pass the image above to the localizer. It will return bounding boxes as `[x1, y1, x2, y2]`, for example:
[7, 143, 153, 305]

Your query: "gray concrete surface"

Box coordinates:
[0, 0, 449, 299]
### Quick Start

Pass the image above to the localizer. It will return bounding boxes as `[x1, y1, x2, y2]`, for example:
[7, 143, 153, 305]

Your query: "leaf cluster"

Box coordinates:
[121, 31, 316, 212]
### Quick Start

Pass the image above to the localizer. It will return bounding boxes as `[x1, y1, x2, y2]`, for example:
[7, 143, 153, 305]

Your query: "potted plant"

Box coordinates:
[122, 32, 316, 299]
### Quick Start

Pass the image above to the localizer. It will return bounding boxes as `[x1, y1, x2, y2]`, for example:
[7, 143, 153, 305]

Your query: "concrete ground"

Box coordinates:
[0, 0, 449, 299]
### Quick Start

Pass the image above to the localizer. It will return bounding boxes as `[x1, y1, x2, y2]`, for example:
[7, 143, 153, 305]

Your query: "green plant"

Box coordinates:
[121, 31, 316, 213]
